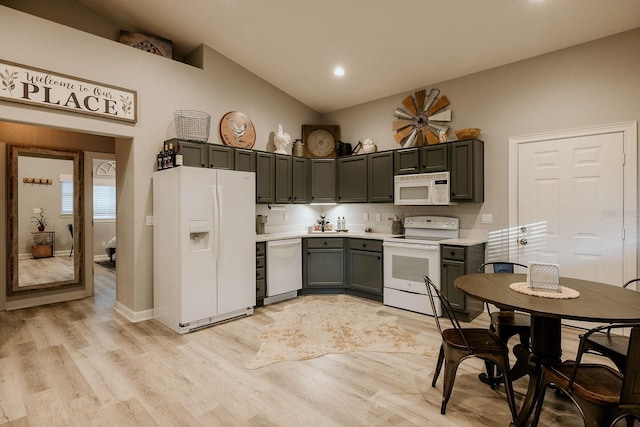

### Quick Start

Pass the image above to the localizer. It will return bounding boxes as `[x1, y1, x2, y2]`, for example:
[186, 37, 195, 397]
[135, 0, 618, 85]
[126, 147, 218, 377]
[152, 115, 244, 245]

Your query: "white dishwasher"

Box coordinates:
[265, 238, 302, 304]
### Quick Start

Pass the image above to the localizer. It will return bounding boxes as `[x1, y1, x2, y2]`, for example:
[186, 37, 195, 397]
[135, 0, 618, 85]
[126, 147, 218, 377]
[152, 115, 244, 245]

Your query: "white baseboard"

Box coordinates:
[114, 301, 154, 323]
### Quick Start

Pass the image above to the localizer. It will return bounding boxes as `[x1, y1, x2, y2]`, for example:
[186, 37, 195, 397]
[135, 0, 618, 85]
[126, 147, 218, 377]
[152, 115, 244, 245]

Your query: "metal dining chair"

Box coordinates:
[424, 276, 518, 422]
[581, 278, 640, 373]
[532, 323, 640, 427]
[478, 262, 531, 388]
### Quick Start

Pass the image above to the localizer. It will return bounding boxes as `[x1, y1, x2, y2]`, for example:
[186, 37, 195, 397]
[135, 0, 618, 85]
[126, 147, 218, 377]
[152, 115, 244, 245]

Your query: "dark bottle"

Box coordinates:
[175, 144, 183, 167]
[157, 145, 164, 171]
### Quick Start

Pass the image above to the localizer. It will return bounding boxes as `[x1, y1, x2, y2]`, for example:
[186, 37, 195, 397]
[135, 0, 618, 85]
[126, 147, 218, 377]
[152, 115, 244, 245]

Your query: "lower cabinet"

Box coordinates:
[347, 239, 383, 302]
[440, 243, 485, 321]
[301, 237, 383, 302]
[303, 238, 346, 292]
[256, 242, 266, 305]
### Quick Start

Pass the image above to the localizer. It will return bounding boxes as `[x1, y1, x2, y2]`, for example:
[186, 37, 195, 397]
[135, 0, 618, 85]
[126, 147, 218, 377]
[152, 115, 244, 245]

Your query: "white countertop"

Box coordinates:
[255, 230, 396, 242]
[256, 230, 487, 246]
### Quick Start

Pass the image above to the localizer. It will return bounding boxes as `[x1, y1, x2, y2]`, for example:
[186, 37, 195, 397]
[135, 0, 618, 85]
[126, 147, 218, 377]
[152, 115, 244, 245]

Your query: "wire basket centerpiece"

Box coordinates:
[527, 262, 560, 292]
[174, 110, 211, 142]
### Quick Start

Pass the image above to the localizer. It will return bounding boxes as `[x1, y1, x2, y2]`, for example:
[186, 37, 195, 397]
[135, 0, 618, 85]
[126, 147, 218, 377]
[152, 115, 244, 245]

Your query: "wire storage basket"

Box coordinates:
[174, 110, 211, 142]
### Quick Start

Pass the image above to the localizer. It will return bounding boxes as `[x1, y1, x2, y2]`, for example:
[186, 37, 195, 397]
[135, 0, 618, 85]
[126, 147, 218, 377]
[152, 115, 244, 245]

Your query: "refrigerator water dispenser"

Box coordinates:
[189, 220, 210, 251]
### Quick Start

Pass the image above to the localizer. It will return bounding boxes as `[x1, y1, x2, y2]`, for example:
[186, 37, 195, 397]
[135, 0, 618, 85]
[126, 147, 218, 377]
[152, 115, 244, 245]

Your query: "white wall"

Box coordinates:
[0, 6, 320, 314]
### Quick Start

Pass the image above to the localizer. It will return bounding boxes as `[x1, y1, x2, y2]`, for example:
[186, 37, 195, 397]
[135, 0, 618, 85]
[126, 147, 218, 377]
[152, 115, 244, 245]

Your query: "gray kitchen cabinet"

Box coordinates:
[367, 151, 394, 203]
[256, 242, 266, 303]
[347, 239, 383, 301]
[421, 144, 448, 173]
[310, 159, 336, 203]
[449, 139, 484, 202]
[337, 155, 368, 203]
[274, 154, 293, 203]
[440, 243, 485, 322]
[292, 157, 310, 204]
[394, 148, 420, 175]
[303, 238, 345, 291]
[234, 148, 255, 172]
[255, 152, 275, 204]
[207, 144, 235, 169]
[169, 139, 206, 167]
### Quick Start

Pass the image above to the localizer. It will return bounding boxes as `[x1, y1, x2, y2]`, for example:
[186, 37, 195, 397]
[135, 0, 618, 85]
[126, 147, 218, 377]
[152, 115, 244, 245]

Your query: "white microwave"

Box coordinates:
[394, 172, 453, 205]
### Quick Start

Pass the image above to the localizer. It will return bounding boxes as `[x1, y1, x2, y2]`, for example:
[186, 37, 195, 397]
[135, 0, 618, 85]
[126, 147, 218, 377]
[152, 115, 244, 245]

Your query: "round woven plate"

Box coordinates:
[306, 129, 335, 157]
[509, 282, 580, 299]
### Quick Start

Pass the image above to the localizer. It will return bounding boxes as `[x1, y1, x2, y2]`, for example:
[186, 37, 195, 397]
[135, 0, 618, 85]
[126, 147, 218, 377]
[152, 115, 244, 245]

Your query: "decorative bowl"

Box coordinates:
[455, 128, 481, 140]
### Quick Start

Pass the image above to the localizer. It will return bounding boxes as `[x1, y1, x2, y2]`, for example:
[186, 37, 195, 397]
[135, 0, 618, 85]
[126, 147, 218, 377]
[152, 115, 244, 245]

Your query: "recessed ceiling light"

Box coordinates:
[333, 66, 345, 77]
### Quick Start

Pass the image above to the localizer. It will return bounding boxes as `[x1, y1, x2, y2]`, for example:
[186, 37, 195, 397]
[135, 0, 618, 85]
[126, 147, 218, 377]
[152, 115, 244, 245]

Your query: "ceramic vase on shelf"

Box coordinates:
[37, 225, 45, 232]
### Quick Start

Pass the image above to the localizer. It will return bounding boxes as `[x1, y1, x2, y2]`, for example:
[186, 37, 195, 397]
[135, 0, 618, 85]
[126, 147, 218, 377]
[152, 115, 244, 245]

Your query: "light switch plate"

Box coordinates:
[376, 213, 381, 222]
[481, 214, 493, 224]
[146, 215, 154, 225]
[364, 213, 369, 221]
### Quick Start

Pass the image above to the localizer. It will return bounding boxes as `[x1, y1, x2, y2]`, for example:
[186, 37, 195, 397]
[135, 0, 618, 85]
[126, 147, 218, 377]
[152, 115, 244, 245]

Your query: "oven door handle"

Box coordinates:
[383, 242, 439, 251]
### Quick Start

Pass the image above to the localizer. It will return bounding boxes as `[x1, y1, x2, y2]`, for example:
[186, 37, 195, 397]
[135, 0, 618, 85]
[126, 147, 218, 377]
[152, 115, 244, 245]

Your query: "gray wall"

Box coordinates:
[323, 28, 640, 233]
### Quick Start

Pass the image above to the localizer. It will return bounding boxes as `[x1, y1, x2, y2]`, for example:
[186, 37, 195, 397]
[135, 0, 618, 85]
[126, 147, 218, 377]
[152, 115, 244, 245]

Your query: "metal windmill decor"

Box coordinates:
[393, 88, 452, 147]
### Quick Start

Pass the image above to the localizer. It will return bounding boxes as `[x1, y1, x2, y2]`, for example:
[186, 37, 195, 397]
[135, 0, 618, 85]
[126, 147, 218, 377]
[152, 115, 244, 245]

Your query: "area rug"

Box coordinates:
[246, 295, 437, 369]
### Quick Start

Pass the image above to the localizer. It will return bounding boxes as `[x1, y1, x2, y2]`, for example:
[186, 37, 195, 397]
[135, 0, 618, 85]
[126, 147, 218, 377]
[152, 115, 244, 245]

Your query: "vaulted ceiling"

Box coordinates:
[16, 0, 640, 113]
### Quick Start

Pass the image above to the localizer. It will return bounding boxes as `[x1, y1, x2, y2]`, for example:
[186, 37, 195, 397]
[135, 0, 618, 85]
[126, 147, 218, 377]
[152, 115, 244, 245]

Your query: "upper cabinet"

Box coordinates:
[394, 148, 421, 175]
[420, 144, 448, 173]
[255, 151, 275, 204]
[234, 148, 256, 172]
[337, 155, 368, 203]
[292, 157, 310, 204]
[274, 154, 293, 204]
[394, 145, 448, 175]
[310, 159, 336, 203]
[449, 139, 484, 202]
[207, 144, 234, 169]
[368, 151, 394, 203]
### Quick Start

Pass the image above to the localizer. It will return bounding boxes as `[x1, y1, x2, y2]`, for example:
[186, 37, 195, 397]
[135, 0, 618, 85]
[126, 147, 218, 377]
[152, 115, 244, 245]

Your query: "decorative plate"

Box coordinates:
[219, 111, 256, 149]
[392, 88, 452, 147]
[306, 129, 336, 157]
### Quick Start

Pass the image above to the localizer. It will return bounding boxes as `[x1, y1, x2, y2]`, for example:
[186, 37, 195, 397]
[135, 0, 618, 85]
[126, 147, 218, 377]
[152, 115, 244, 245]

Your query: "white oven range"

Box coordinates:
[382, 216, 459, 316]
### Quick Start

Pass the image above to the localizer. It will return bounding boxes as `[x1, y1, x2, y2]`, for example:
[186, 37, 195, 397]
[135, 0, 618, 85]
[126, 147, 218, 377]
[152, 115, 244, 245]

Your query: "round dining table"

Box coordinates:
[455, 273, 640, 427]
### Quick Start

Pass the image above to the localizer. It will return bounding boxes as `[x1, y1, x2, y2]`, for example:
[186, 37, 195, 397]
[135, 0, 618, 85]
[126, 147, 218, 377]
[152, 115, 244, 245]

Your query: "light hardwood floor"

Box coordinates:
[0, 266, 619, 426]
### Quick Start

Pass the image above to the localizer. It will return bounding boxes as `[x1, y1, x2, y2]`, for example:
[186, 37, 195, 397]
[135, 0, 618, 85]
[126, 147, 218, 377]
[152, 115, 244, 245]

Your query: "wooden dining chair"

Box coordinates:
[581, 278, 640, 373]
[532, 323, 640, 427]
[478, 262, 531, 388]
[424, 276, 518, 422]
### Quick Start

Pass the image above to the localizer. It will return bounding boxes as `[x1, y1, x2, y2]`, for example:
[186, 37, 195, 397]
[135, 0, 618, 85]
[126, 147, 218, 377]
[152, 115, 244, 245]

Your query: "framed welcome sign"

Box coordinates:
[0, 59, 137, 123]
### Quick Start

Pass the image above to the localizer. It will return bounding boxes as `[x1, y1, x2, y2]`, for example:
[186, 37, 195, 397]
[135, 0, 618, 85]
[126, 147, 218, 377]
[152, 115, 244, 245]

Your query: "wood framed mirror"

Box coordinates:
[6, 145, 83, 295]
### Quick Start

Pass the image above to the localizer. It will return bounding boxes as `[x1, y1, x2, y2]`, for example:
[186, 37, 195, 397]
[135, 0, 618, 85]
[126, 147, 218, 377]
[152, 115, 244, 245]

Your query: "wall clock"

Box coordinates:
[219, 111, 256, 149]
[393, 88, 451, 147]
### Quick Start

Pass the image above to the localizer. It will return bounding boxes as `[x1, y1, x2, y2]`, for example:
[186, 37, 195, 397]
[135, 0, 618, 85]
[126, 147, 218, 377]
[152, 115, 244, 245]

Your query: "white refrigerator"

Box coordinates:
[153, 167, 256, 334]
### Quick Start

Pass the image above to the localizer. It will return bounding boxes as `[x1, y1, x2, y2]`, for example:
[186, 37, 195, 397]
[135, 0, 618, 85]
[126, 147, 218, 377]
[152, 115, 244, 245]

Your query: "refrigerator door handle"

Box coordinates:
[215, 184, 223, 260]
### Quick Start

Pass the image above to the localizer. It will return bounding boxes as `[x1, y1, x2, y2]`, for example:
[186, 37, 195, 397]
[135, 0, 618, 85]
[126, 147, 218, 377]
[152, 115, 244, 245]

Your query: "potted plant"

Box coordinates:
[31, 208, 48, 231]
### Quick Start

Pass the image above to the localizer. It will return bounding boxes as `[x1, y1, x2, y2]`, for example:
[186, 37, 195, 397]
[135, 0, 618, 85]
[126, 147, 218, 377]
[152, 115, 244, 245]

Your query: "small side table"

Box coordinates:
[32, 231, 55, 258]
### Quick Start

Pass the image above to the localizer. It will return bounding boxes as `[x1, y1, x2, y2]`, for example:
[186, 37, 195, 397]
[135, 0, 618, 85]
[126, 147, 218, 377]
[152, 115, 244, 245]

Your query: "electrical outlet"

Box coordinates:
[284, 212, 289, 221]
[146, 215, 154, 225]
[376, 213, 381, 221]
[364, 213, 369, 221]
[481, 214, 493, 224]
[34, 208, 41, 214]
[101, 241, 106, 247]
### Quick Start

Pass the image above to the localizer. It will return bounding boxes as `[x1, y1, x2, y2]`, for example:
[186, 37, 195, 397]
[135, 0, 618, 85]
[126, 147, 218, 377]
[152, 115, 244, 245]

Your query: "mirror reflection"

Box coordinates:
[7, 146, 82, 294]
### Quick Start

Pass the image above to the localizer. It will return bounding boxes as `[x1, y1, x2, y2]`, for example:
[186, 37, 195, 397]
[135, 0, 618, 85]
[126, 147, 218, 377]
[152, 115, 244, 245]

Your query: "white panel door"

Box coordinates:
[516, 132, 624, 285]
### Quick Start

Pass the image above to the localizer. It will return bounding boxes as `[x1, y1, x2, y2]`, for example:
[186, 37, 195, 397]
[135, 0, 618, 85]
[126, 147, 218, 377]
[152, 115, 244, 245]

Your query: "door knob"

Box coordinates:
[519, 238, 528, 245]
